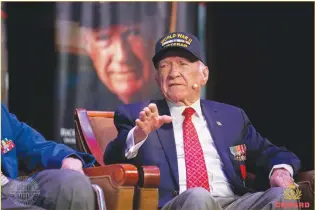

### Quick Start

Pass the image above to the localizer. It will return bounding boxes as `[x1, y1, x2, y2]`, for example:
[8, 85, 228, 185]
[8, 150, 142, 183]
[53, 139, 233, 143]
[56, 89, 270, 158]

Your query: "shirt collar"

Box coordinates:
[166, 99, 202, 119]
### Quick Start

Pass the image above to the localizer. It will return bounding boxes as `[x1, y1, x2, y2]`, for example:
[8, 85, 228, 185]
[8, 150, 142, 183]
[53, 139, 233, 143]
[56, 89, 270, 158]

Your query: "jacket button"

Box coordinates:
[172, 190, 179, 197]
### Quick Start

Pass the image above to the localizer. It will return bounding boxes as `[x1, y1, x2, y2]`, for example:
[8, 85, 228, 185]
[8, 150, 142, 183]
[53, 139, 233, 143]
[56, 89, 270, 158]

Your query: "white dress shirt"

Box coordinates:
[125, 99, 293, 197]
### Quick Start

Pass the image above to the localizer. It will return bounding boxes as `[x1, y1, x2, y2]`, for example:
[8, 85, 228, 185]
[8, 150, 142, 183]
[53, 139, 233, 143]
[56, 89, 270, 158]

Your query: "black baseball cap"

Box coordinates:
[152, 32, 205, 66]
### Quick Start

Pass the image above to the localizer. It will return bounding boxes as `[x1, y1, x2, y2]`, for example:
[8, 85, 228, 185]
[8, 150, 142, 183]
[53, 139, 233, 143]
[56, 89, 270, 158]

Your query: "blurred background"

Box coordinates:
[2, 2, 313, 172]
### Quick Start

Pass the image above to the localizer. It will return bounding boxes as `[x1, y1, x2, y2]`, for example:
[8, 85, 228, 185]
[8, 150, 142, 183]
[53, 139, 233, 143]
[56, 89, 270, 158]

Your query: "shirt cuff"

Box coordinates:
[269, 164, 294, 179]
[125, 127, 147, 159]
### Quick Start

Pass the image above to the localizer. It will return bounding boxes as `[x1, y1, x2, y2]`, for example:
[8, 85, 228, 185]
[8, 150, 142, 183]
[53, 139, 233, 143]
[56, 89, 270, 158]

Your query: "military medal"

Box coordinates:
[229, 144, 247, 187]
[1, 138, 15, 154]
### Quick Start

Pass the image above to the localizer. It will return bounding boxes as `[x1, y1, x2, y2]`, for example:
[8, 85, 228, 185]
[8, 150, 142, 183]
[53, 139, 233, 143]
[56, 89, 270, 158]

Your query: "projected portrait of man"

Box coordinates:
[84, 24, 153, 104]
[55, 2, 171, 145]
[79, 2, 165, 107]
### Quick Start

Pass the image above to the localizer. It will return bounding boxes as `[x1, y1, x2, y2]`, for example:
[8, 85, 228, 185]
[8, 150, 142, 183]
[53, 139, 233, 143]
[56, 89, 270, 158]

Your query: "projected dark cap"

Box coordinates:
[152, 32, 205, 67]
[70, 2, 158, 29]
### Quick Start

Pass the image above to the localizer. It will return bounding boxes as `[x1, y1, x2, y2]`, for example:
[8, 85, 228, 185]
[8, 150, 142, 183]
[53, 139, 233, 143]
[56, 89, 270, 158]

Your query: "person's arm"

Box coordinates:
[240, 108, 301, 177]
[3, 104, 95, 172]
[125, 127, 147, 159]
[104, 105, 136, 164]
[104, 103, 171, 164]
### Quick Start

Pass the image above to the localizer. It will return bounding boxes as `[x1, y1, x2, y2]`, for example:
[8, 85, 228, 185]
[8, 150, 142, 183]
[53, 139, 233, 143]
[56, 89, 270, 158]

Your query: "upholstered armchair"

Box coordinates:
[74, 109, 160, 210]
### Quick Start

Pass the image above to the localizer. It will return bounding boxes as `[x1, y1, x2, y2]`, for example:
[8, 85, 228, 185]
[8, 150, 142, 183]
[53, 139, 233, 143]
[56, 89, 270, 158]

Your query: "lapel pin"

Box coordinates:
[216, 121, 222, 126]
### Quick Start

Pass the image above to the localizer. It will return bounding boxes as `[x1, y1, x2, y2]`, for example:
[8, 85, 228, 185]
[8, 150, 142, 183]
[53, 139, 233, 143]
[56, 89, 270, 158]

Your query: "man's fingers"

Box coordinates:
[270, 173, 294, 188]
[79, 169, 85, 175]
[286, 177, 294, 185]
[148, 103, 158, 114]
[143, 107, 152, 117]
[139, 111, 147, 121]
[136, 104, 170, 134]
[159, 115, 172, 125]
[282, 178, 294, 187]
[136, 119, 145, 129]
[162, 115, 172, 123]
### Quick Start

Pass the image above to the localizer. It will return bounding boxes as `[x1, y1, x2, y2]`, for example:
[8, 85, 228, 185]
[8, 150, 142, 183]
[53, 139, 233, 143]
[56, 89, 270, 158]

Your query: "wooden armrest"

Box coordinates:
[84, 164, 138, 186]
[138, 166, 160, 188]
[296, 170, 314, 208]
[135, 166, 160, 210]
[84, 164, 139, 210]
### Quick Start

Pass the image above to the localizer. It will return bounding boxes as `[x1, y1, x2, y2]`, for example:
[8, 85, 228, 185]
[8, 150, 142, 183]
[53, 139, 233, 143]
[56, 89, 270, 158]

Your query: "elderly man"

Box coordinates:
[1, 104, 95, 210]
[104, 32, 301, 210]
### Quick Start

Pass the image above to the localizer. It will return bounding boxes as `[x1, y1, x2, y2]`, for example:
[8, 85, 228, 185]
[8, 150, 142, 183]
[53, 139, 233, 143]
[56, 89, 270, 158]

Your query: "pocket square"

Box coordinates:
[1, 138, 15, 154]
[229, 144, 247, 161]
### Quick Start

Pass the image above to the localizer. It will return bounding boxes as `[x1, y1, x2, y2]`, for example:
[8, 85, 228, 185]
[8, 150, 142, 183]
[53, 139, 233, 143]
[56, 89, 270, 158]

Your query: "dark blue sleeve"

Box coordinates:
[240, 108, 301, 175]
[103, 104, 135, 164]
[2, 104, 95, 171]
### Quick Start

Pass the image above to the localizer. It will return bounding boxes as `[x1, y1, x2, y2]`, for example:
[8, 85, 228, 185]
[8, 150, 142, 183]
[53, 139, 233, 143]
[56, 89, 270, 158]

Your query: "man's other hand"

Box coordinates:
[134, 103, 172, 144]
[61, 157, 84, 174]
[270, 168, 295, 188]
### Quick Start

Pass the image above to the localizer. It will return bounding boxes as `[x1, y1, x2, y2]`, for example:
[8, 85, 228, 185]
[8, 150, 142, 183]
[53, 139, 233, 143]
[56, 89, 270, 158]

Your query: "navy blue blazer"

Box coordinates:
[104, 99, 301, 208]
[1, 104, 95, 178]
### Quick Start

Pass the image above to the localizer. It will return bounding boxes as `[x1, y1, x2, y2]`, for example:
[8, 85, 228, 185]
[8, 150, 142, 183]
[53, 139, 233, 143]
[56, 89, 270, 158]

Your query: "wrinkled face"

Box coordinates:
[155, 49, 209, 105]
[85, 25, 153, 99]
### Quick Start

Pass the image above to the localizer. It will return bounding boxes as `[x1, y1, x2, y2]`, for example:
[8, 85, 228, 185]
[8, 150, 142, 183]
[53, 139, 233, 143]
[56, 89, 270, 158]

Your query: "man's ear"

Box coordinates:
[201, 65, 209, 86]
[155, 72, 161, 88]
[83, 29, 92, 54]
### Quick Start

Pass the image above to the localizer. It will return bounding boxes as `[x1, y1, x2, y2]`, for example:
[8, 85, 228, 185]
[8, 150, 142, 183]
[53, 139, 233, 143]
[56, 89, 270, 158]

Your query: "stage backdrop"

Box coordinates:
[1, 7, 8, 106]
[54, 2, 205, 148]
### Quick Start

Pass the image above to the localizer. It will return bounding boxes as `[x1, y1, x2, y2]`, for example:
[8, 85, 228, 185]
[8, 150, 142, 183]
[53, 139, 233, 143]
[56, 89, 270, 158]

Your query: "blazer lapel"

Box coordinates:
[154, 100, 179, 188]
[200, 100, 238, 186]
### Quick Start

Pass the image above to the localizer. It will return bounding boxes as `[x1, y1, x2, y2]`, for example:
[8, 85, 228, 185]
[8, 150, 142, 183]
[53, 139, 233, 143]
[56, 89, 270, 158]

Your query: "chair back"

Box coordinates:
[74, 109, 117, 166]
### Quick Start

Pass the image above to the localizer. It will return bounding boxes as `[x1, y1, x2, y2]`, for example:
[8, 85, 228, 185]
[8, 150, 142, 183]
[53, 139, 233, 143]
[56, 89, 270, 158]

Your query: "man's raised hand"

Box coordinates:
[133, 103, 172, 144]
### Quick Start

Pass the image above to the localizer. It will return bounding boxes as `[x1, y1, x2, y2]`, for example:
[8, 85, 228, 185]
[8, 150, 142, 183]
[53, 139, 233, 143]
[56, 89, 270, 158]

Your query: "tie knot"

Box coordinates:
[182, 107, 196, 118]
